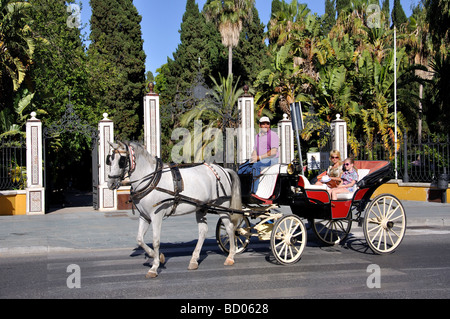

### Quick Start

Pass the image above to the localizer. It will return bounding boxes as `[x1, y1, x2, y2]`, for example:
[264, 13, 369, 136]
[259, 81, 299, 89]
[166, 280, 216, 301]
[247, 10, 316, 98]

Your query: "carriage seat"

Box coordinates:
[253, 164, 288, 199]
[299, 168, 371, 200]
[334, 168, 370, 200]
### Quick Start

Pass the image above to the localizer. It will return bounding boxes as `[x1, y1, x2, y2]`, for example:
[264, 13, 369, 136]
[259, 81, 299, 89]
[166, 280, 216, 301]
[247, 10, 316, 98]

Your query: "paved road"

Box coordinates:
[0, 200, 449, 301]
[0, 200, 448, 256]
[1, 225, 450, 301]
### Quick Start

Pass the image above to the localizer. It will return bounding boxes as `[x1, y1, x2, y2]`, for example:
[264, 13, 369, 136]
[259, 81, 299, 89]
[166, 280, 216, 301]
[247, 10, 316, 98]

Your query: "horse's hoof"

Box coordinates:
[160, 253, 165, 264]
[188, 262, 198, 270]
[145, 271, 158, 279]
[224, 258, 235, 266]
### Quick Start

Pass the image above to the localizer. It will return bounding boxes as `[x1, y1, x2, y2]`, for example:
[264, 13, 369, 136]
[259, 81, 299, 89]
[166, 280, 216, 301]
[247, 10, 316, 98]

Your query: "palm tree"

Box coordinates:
[401, 4, 433, 140]
[257, 3, 325, 117]
[0, 0, 34, 92]
[254, 44, 299, 116]
[180, 73, 244, 163]
[203, 0, 255, 76]
[267, 0, 310, 46]
[181, 73, 244, 129]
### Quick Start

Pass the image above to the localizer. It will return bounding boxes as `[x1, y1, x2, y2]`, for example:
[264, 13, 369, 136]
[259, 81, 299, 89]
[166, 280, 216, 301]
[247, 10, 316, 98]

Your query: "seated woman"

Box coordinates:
[315, 150, 343, 188]
[328, 157, 358, 200]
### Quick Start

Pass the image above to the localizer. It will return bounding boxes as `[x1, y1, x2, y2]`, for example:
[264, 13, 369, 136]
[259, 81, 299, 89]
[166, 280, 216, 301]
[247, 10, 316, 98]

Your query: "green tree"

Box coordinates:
[170, 0, 224, 97]
[204, 0, 255, 76]
[324, 0, 336, 33]
[29, 0, 91, 126]
[336, 0, 351, 16]
[424, 0, 450, 134]
[381, 0, 390, 24]
[154, 0, 225, 162]
[88, 0, 146, 141]
[0, 0, 35, 115]
[232, 6, 269, 86]
[392, 0, 407, 29]
[267, 0, 311, 46]
[180, 73, 244, 163]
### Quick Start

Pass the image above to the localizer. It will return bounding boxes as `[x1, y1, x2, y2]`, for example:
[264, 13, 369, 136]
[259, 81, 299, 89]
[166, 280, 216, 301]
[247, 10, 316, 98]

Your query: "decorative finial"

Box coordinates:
[103, 113, 109, 120]
[148, 82, 154, 93]
[31, 112, 37, 119]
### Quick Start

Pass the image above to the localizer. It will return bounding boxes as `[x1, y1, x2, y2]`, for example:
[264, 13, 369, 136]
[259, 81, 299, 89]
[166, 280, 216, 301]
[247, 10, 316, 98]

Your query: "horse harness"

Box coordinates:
[112, 144, 231, 220]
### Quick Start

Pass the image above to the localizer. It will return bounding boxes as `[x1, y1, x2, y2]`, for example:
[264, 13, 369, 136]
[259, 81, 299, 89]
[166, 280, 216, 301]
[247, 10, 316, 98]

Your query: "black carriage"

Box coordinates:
[216, 160, 407, 265]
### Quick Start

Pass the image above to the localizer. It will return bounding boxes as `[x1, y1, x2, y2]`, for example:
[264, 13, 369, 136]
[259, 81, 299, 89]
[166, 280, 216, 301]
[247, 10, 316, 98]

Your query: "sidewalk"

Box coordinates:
[0, 201, 448, 256]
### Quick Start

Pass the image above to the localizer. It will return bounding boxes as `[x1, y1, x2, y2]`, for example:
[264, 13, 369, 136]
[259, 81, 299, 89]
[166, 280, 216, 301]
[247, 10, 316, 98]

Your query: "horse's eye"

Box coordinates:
[106, 155, 112, 166]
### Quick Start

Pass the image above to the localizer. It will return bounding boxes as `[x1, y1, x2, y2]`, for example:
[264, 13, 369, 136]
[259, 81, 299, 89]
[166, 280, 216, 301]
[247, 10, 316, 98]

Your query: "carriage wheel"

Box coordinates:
[312, 215, 352, 245]
[216, 216, 251, 255]
[270, 215, 307, 265]
[363, 194, 406, 255]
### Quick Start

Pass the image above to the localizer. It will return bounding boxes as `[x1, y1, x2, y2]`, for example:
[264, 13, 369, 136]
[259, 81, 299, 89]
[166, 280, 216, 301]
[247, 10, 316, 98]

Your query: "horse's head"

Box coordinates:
[106, 141, 130, 190]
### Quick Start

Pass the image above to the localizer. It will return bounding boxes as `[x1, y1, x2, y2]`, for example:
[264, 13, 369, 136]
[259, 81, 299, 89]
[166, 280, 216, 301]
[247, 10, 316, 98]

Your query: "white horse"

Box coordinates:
[106, 141, 242, 278]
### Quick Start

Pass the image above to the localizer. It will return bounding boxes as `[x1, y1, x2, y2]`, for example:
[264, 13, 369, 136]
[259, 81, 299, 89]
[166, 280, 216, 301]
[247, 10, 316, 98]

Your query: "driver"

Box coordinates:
[238, 116, 279, 193]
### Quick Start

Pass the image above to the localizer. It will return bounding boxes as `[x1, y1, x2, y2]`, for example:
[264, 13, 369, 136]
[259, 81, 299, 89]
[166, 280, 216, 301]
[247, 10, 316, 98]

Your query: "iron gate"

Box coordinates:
[43, 101, 100, 211]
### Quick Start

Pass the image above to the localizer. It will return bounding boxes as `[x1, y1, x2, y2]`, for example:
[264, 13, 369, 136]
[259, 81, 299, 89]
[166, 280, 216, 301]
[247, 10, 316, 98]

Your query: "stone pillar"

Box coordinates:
[278, 114, 295, 164]
[331, 114, 348, 160]
[143, 83, 161, 157]
[237, 85, 255, 164]
[26, 112, 45, 215]
[98, 113, 117, 211]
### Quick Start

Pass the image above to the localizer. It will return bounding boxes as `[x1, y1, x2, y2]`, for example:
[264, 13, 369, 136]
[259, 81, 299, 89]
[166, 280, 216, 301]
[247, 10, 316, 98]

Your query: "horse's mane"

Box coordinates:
[128, 141, 157, 164]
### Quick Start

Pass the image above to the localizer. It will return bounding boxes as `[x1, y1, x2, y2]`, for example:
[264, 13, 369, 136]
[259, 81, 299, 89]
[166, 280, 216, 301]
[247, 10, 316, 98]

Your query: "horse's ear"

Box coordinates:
[118, 141, 127, 149]
[108, 141, 119, 149]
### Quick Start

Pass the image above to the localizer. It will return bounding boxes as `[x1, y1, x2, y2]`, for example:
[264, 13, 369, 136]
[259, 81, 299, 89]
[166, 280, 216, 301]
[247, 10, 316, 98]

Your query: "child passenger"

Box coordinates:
[328, 157, 358, 200]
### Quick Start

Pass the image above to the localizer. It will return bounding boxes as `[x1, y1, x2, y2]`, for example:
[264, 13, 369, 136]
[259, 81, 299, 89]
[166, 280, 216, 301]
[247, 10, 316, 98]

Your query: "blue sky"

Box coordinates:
[79, 0, 415, 76]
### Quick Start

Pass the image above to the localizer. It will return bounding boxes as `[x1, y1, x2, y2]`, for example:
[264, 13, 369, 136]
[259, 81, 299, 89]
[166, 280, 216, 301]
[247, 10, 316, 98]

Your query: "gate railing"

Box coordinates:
[0, 137, 27, 191]
[353, 134, 450, 183]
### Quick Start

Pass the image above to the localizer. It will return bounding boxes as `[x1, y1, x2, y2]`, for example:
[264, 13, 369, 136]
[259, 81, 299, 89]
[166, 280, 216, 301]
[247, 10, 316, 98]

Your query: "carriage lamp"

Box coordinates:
[287, 161, 300, 175]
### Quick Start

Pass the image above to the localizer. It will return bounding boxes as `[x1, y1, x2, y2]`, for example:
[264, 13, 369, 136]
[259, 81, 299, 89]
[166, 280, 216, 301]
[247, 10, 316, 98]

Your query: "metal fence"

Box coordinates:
[353, 134, 449, 183]
[0, 137, 27, 190]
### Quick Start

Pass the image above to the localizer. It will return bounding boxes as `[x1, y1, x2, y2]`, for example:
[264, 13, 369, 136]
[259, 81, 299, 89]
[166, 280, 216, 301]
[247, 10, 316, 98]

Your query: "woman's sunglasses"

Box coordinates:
[344, 163, 352, 166]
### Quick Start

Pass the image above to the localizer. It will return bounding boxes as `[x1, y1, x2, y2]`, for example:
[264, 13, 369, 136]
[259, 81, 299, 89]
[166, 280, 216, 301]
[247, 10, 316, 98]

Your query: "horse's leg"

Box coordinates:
[188, 211, 208, 270]
[220, 213, 238, 266]
[146, 214, 164, 278]
[136, 216, 155, 258]
[136, 216, 165, 279]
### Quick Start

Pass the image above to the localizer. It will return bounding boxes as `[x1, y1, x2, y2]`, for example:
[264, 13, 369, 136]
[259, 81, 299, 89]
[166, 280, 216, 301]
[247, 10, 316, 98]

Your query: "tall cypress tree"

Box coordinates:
[155, 0, 224, 161]
[233, 6, 269, 86]
[170, 0, 224, 95]
[381, 0, 390, 23]
[324, 0, 336, 33]
[336, 0, 350, 16]
[392, 0, 407, 28]
[88, 0, 146, 140]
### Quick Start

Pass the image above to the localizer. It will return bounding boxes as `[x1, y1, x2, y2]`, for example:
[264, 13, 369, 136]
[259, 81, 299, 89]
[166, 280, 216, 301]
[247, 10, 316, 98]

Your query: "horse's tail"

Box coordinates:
[224, 168, 242, 211]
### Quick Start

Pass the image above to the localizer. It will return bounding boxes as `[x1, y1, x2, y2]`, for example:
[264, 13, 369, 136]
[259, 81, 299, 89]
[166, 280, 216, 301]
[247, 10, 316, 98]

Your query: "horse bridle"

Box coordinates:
[106, 143, 162, 193]
[106, 144, 134, 180]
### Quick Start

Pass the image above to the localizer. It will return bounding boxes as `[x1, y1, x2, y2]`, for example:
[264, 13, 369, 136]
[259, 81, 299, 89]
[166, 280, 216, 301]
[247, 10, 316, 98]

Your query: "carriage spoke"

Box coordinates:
[312, 215, 352, 246]
[364, 195, 406, 255]
[271, 215, 306, 265]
